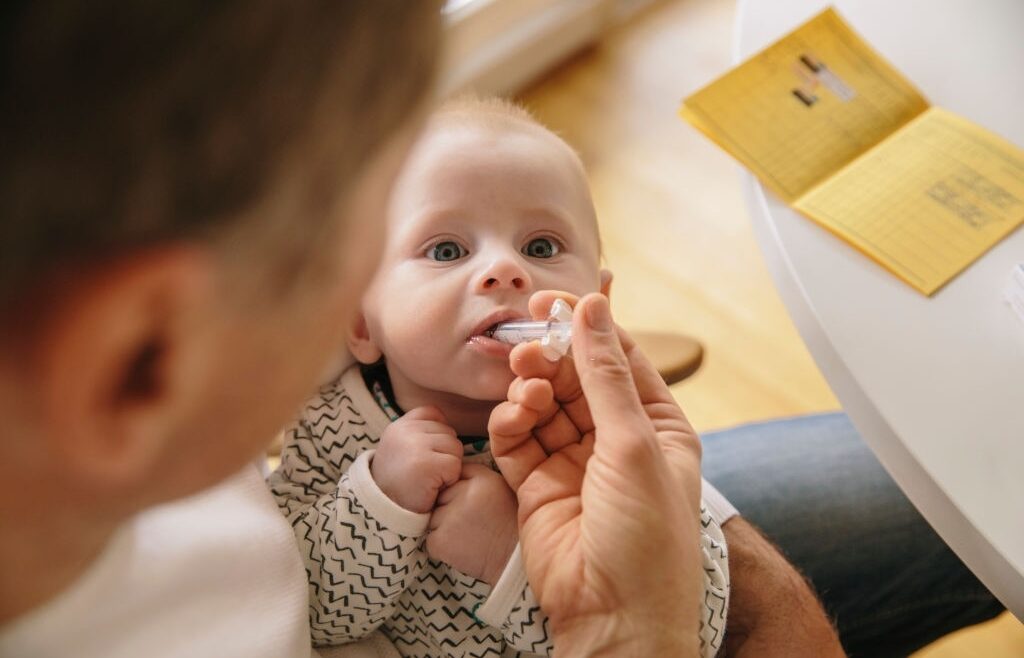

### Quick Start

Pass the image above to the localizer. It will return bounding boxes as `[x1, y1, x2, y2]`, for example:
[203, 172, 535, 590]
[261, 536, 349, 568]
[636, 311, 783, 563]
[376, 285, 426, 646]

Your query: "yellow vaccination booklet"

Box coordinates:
[680, 7, 1024, 296]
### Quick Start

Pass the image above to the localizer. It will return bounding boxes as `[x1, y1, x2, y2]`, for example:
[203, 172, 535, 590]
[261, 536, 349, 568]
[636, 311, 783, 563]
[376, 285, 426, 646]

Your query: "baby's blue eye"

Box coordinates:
[427, 240, 467, 262]
[523, 237, 560, 259]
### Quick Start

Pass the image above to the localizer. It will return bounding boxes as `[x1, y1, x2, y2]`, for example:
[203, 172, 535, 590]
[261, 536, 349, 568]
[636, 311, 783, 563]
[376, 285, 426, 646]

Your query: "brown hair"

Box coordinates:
[0, 1, 442, 305]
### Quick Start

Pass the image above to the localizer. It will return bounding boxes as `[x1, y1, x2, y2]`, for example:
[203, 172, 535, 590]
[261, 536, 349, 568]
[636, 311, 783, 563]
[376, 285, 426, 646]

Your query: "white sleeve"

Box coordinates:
[702, 477, 739, 525]
[699, 502, 730, 657]
[474, 544, 553, 656]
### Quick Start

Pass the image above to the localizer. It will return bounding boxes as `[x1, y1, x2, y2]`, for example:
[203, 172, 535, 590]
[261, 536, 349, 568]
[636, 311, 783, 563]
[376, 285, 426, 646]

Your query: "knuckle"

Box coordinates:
[440, 437, 464, 457]
[411, 453, 437, 475]
[585, 347, 632, 381]
[440, 456, 462, 481]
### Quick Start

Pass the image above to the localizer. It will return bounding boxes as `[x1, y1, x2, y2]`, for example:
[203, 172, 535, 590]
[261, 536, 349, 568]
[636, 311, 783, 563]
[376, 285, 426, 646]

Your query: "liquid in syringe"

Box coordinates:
[486, 298, 573, 361]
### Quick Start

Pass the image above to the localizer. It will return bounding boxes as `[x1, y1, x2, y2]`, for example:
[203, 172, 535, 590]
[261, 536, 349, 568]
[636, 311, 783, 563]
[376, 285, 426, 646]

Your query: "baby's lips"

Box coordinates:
[468, 309, 530, 339]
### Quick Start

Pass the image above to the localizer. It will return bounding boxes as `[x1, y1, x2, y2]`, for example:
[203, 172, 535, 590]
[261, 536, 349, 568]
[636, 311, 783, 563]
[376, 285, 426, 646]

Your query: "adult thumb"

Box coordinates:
[572, 294, 654, 455]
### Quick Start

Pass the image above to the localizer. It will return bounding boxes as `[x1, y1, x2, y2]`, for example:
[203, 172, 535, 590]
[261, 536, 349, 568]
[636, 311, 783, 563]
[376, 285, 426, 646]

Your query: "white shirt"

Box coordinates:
[0, 465, 313, 658]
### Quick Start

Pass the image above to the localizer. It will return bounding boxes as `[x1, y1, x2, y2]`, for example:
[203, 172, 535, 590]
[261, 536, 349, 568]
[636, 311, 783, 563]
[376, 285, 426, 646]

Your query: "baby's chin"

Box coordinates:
[461, 376, 517, 403]
[447, 367, 517, 403]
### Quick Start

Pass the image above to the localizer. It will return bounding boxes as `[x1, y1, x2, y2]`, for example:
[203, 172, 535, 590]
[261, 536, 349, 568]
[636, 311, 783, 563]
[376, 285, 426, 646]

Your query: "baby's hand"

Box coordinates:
[426, 463, 518, 586]
[371, 406, 464, 514]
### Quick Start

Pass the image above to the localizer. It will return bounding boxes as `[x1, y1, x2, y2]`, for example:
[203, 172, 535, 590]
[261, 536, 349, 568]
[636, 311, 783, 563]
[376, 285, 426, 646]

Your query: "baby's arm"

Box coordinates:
[268, 406, 459, 646]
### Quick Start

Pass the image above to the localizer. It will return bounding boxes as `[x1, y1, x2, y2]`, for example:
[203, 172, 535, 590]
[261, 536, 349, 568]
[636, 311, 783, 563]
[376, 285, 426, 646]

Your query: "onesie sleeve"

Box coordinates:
[269, 415, 429, 646]
[473, 544, 553, 656]
[698, 501, 730, 658]
[702, 477, 739, 525]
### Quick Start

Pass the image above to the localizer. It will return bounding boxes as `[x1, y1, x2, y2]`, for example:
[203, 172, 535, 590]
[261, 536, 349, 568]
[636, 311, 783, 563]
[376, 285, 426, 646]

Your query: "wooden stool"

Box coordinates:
[631, 330, 704, 386]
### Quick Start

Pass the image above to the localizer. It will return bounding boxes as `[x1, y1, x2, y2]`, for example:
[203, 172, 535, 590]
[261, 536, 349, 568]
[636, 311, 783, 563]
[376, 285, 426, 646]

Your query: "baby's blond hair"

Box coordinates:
[433, 96, 585, 166]
[435, 95, 542, 129]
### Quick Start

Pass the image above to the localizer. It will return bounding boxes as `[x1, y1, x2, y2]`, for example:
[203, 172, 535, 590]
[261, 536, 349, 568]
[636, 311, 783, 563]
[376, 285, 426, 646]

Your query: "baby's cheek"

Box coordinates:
[461, 365, 516, 401]
[379, 288, 450, 347]
[378, 307, 456, 373]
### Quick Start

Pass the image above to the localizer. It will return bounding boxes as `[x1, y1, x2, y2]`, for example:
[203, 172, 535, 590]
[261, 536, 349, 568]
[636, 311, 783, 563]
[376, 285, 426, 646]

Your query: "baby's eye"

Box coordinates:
[522, 237, 560, 259]
[427, 240, 468, 262]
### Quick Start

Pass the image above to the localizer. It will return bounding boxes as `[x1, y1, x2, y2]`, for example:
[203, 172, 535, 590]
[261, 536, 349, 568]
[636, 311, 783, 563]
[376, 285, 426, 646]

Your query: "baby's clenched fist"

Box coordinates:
[426, 463, 518, 586]
[371, 406, 464, 514]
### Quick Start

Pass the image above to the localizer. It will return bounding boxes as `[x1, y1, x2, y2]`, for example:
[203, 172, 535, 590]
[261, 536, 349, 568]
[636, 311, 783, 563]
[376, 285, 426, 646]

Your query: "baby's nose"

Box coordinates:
[476, 257, 531, 292]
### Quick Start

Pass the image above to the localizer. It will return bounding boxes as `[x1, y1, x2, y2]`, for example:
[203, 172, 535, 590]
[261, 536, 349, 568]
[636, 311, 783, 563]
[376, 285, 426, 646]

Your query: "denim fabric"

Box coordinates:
[701, 412, 1004, 658]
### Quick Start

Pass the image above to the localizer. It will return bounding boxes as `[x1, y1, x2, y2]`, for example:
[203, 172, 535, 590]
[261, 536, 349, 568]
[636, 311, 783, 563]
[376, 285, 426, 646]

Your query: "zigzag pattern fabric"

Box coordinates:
[269, 366, 728, 657]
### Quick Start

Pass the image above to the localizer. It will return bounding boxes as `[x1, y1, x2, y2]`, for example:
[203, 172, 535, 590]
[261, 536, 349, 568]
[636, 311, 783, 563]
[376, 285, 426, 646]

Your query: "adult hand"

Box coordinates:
[488, 291, 704, 658]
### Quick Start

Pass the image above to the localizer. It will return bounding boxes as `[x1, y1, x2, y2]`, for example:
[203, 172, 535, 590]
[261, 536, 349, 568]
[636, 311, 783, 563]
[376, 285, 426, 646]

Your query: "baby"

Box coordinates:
[269, 98, 729, 658]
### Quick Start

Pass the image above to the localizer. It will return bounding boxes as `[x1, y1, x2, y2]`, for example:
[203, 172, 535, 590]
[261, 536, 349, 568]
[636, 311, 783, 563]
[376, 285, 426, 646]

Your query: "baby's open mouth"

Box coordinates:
[468, 311, 528, 341]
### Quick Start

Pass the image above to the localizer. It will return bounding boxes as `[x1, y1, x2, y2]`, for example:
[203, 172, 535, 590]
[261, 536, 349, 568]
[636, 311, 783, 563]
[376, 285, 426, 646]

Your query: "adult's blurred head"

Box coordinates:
[0, 1, 441, 519]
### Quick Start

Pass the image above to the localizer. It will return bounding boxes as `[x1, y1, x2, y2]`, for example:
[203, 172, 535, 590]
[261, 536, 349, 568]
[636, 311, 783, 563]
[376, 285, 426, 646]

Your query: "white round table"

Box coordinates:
[735, 0, 1024, 616]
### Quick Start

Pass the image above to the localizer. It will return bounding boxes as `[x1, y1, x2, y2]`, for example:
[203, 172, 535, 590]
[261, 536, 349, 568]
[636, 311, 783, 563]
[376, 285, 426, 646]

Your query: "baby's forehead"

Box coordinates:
[425, 114, 576, 163]
[414, 112, 591, 204]
[415, 120, 592, 201]
[429, 98, 579, 158]
[392, 99, 601, 252]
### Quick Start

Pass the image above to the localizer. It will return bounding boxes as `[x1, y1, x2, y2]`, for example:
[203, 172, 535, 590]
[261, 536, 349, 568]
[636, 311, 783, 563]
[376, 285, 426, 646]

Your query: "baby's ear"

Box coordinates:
[599, 269, 613, 298]
[347, 313, 383, 365]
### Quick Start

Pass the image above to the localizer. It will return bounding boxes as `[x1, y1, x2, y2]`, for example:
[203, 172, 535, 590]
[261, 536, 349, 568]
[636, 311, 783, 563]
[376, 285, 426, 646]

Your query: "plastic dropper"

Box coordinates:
[486, 298, 573, 361]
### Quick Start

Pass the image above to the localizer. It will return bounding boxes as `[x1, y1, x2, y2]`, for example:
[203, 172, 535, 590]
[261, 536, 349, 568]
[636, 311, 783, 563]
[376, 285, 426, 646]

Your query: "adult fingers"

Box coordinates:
[570, 294, 655, 464]
[489, 399, 550, 491]
[506, 375, 555, 412]
[509, 341, 560, 381]
[524, 291, 586, 411]
[510, 344, 591, 436]
[531, 291, 689, 435]
[527, 290, 672, 421]
[614, 326, 703, 492]
[528, 290, 580, 319]
[506, 375, 582, 454]
[615, 327, 697, 434]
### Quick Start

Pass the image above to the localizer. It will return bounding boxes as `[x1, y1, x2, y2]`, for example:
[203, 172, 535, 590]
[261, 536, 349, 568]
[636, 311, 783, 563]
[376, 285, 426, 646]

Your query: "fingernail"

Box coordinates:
[585, 296, 613, 332]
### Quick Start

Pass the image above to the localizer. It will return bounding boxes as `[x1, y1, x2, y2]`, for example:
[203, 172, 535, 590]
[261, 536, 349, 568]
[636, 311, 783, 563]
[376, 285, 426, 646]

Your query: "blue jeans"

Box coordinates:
[701, 413, 1003, 658]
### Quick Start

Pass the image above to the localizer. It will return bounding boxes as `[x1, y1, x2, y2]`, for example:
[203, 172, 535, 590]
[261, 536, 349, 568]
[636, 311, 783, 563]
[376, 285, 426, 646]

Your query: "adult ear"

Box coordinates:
[31, 245, 214, 493]
[600, 268, 613, 298]
[346, 312, 383, 365]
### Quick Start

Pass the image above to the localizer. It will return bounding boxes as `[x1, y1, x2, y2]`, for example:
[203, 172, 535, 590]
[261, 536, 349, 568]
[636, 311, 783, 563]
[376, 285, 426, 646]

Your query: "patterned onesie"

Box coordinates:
[268, 365, 730, 657]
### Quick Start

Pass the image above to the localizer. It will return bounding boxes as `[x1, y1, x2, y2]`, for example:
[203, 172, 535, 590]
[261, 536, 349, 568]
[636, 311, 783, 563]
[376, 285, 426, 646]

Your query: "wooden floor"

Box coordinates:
[516, 0, 1023, 654]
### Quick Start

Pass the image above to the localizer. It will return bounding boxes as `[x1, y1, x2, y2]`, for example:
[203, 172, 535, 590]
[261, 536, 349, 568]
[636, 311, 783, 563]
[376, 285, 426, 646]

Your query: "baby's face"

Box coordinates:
[360, 122, 603, 403]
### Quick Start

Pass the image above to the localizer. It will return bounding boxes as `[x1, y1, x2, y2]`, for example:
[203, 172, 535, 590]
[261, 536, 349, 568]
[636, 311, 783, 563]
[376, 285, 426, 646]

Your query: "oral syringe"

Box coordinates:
[486, 298, 573, 361]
